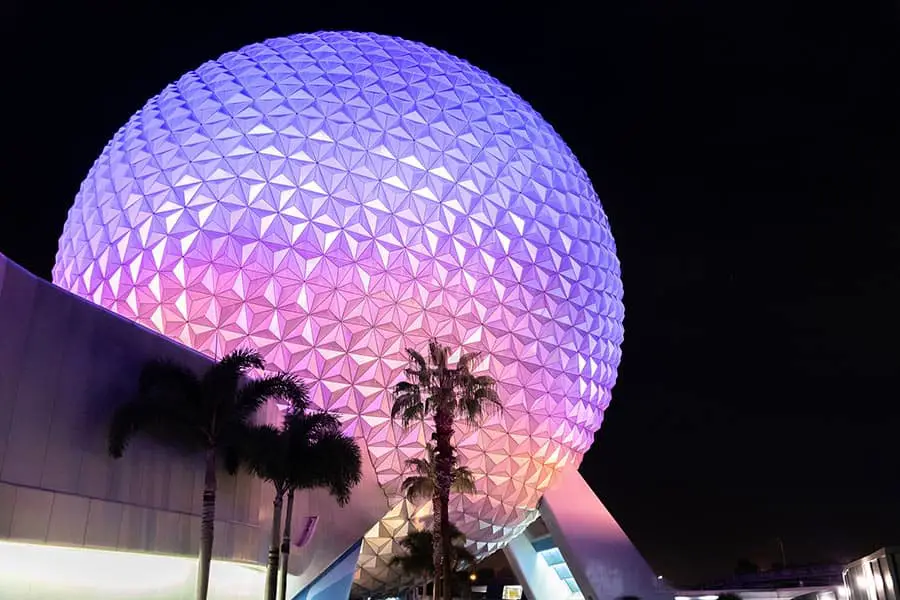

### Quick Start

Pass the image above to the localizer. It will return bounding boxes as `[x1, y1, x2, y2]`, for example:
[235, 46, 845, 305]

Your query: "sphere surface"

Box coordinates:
[53, 30, 623, 573]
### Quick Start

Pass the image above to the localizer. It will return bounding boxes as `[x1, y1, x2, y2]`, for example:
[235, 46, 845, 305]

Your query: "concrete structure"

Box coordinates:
[542, 466, 668, 600]
[503, 467, 669, 600]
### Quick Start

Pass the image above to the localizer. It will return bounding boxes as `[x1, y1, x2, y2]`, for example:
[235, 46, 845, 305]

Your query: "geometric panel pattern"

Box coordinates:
[353, 499, 429, 595]
[51, 31, 625, 592]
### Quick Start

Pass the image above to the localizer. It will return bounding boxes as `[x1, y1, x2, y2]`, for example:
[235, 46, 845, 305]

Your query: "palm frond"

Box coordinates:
[456, 351, 482, 374]
[405, 456, 432, 478]
[451, 465, 476, 495]
[393, 381, 420, 395]
[401, 474, 434, 502]
[110, 358, 207, 456]
[427, 338, 449, 371]
[456, 374, 501, 426]
[217, 347, 266, 372]
[391, 529, 435, 577]
[108, 396, 206, 457]
[108, 400, 153, 458]
[445, 522, 466, 543]
[304, 430, 362, 506]
[445, 523, 476, 571]
[235, 372, 308, 420]
[391, 381, 426, 427]
[240, 424, 285, 485]
[400, 442, 473, 500]
[394, 396, 427, 425]
[392, 523, 474, 578]
[221, 435, 243, 475]
[284, 410, 341, 441]
[217, 374, 304, 462]
[403, 529, 435, 552]
[201, 348, 265, 409]
[389, 553, 433, 579]
[137, 359, 200, 397]
[406, 348, 428, 385]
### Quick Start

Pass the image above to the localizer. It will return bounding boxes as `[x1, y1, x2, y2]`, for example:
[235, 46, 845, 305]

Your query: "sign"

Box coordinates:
[502, 585, 523, 599]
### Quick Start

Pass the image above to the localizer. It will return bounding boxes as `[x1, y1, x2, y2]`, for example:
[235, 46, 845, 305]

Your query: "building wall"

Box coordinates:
[0, 255, 264, 563]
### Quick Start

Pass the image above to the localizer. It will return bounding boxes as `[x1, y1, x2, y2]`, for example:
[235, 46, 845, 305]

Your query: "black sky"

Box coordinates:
[2, 0, 899, 585]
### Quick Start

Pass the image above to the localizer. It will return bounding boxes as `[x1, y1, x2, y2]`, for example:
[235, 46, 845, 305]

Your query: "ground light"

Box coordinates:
[0, 540, 269, 599]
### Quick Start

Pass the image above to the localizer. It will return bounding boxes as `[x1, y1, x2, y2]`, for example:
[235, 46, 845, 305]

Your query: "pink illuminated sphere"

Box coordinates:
[53, 31, 624, 559]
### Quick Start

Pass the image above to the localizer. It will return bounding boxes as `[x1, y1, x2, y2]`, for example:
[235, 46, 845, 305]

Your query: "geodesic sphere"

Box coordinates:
[53, 31, 624, 555]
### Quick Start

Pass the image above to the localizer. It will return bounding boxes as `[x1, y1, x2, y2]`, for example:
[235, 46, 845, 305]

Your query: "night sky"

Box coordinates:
[2, 0, 899, 586]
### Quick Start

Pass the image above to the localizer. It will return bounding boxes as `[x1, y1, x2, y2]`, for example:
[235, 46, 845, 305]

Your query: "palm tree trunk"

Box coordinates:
[265, 488, 285, 600]
[441, 513, 452, 600]
[434, 405, 454, 600]
[197, 447, 217, 600]
[431, 491, 443, 600]
[277, 488, 295, 600]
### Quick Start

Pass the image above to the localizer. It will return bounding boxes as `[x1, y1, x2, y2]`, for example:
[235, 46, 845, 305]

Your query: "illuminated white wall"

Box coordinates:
[0, 540, 275, 600]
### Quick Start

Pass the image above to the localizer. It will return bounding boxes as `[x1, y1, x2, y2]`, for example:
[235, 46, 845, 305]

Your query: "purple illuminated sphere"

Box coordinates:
[53, 31, 624, 565]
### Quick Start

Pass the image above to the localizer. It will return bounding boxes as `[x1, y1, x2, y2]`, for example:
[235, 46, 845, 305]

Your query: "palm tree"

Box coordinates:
[391, 339, 501, 600]
[390, 524, 476, 598]
[401, 442, 477, 503]
[108, 348, 307, 600]
[243, 407, 363, 600]
[401, 442, 476, 599]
